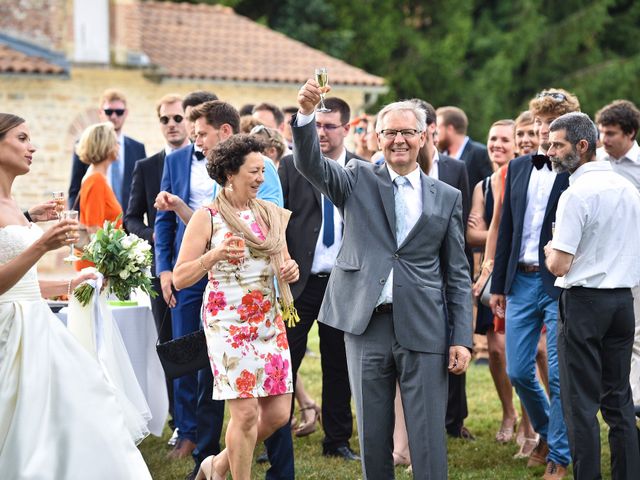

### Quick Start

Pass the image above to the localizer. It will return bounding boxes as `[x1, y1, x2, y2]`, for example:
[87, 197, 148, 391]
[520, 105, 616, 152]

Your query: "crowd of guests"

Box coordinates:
[1, 81, 640, 480]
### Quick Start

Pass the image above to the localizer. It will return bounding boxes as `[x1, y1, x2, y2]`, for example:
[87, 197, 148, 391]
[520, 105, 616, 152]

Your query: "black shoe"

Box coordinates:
[256, 449, 269, 464]
[323, 446, 360, 461]
[447, 425, 476, 441]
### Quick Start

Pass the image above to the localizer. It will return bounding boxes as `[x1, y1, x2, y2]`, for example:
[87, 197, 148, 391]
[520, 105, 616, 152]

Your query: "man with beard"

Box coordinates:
[544, 112, 640, 480]
[491, 89, 579, 479]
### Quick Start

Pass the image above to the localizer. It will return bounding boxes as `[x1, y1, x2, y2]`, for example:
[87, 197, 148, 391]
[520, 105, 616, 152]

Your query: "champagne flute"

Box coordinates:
[315, 67, 331, 113]
[233, 232, 246, 271]
[60, 210, 80, 262]
[52, 191, 65, 220]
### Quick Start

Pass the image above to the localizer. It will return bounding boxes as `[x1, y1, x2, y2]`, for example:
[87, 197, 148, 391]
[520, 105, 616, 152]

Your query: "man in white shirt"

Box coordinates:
[545, 112, 640, 480]
[595, 100, 640, 409]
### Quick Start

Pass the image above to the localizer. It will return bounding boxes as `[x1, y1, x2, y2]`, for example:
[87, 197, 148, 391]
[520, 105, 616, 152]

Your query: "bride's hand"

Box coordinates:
[37, 219, 79, 252]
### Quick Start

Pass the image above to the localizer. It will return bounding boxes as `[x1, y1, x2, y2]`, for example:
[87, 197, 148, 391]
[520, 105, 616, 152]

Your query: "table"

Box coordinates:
[57, 304, 168, 437]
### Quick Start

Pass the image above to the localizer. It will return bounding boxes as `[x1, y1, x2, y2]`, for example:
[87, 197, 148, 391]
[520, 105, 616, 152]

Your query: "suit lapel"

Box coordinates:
[400, 173, 435, 247]
[376, 165, 396, 235]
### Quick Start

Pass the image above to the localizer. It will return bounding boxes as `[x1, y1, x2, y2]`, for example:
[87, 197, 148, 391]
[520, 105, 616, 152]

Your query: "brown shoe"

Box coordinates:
[542, 461, 568, 479]
[167, 438, 196, 460]
[526, 438, 549, 467]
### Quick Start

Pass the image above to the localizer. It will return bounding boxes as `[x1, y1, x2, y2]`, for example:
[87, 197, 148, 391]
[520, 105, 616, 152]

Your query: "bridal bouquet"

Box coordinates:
[74, 219, 157, 306]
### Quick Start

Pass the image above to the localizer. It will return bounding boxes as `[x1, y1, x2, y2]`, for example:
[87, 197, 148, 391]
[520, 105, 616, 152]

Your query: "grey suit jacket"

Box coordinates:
[292, 117, 473, 354]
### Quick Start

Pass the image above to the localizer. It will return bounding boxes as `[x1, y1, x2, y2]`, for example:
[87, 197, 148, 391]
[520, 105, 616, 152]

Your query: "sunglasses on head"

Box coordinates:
[104, 108, 126, 117]
[250, 124, 273, 139]
[159, 115, 184, 125]
[355, 127, 366, 134]
[535, 91, 566, 102]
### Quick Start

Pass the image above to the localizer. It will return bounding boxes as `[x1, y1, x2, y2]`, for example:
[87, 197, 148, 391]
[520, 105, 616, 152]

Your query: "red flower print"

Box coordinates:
[206, 291, 227, 316]
[276, 332, 289, 350]
[236, 369, 257, 398]
[228, 324, 259, 349]
[237, 290, 271, 325]
[263, 354, 290, 395]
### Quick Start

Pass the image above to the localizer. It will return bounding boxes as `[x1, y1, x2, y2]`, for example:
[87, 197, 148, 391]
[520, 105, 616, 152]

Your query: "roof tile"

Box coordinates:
[0, 44, 65, 75]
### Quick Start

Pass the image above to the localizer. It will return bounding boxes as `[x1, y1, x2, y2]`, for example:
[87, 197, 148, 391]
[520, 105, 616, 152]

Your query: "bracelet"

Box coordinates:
[198, 255, 209, 272]
[67, 279, 73, 297]
[481, 259, 494, 272]
[23, 210, 33, 222]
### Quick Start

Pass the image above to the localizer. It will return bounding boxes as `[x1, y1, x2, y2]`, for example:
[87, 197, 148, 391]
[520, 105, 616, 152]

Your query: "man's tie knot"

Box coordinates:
[394, 176, 409, 188]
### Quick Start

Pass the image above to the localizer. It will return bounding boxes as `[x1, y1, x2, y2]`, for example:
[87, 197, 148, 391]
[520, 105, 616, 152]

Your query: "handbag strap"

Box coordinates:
[156, 208, 215, 347]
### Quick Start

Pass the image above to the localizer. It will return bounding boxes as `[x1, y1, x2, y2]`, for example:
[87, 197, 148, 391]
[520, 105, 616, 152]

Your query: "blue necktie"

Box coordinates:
[111, 154, 123, 206]
[323, 195, 334, 247]
[394, 176, 409, 245]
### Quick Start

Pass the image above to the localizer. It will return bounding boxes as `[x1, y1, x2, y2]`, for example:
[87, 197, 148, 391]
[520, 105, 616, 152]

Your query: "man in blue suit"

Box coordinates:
[490, 89, 580, 479]
[68, 88, 146, 213]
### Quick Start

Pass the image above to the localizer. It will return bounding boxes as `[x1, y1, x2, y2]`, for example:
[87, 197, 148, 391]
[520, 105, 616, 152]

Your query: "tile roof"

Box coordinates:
[139, 1, 384, 88]
[0, 43, 65, 75]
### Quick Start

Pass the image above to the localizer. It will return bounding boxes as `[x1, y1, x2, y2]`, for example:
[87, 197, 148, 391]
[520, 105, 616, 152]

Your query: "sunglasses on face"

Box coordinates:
[535, 91, 567, 102]
[104, 109, 126, 117]
[159, 115, 184, 125]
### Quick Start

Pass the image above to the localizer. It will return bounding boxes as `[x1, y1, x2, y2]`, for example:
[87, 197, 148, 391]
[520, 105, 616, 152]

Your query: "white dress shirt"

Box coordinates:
[429, 150, 440, 180]
[605, 141, 640, 192]
[553, 161, 640, 289]
[311, 149, 346, 274]
[519, 150, 557, 265]
[377, 164, 423, 305]
[105, 133, 125, 190]
[189, 148, 215, 210]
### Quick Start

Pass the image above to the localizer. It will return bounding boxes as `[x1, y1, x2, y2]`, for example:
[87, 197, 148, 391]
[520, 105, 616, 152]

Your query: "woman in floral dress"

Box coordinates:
[174, 134, 299, 480]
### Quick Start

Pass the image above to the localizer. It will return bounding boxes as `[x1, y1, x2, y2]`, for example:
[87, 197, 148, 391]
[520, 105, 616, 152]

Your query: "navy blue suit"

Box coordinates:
[68, 135, 146, 214]
[458, 138, 493, 196]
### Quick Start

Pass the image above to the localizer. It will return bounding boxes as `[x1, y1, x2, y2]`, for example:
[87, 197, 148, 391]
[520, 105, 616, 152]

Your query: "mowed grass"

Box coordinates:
[140, 323, 614, 479]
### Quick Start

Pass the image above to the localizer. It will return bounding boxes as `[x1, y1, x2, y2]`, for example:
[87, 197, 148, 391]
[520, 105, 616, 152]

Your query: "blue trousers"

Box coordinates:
[505, 271, 571, 466]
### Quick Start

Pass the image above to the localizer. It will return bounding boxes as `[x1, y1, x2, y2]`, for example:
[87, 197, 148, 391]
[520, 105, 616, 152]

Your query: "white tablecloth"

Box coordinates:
[57, 304, 168, 437]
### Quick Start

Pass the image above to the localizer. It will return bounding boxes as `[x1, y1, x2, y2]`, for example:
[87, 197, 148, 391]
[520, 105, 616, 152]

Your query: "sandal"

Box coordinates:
[495, 417, 518, 443]
[513, 435, 539, 459]
[196, 455, 226, 480]
[294, 403, 321, 437]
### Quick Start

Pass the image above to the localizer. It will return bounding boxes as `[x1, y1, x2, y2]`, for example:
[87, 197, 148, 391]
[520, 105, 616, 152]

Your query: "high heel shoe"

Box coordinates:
[294, 403, 321, 437]
[495, 416, 518, 443]
[195, 455, 225, 480]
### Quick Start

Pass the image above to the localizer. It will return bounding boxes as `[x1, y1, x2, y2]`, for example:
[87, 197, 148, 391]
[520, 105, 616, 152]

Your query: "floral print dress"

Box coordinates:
[202, 207, 293, 400]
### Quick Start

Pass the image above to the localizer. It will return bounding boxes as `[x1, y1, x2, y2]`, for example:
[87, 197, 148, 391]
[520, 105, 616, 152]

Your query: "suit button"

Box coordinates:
[308, 251, 312, 256]
[394, 254, 399, 259]
[313, 227, 319, 233]
[379, 279, 385, 284]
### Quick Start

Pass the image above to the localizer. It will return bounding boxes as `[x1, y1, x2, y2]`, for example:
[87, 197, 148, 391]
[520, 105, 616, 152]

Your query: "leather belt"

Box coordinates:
[517, 263, 540, 273]
[311, 272, 330, 278]
[373, 303, 393, 314]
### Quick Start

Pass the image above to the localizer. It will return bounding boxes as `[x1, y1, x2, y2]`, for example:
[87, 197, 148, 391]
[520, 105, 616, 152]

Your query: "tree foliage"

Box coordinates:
[171, 0, 640, 140]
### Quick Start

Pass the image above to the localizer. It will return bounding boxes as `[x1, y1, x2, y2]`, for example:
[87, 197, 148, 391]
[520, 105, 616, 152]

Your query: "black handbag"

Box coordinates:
[155, 209, 213, 379]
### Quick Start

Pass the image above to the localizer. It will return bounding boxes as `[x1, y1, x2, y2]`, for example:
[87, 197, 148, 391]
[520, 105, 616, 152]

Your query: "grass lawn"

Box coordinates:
[140, 323, 614, 479]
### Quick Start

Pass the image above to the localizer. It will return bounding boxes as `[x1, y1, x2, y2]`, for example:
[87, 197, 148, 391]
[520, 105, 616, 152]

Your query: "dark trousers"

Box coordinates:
[150, 275, 175, 424]
[558, 287, 640, 480]
[445, 372, 468, 435]
[286, 274, 353, 452]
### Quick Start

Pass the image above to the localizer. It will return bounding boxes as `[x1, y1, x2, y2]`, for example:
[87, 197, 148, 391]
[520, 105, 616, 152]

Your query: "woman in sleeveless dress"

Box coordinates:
[0, 113, 151, 479]
[174, 135, 298, 480]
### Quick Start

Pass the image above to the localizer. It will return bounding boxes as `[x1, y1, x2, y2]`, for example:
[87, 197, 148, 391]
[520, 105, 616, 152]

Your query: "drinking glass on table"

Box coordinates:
[52, 191, 65, 220]
[60, 210, 80, 262]
[315, 67, 331, 113]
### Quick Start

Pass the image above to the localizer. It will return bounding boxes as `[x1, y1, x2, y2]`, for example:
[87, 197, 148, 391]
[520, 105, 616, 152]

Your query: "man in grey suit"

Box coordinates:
[292, 80, 473, 479]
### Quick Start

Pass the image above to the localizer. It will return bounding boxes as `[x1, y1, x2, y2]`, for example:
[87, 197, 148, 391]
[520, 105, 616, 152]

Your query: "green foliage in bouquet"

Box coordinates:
[74, 219, 157, 306]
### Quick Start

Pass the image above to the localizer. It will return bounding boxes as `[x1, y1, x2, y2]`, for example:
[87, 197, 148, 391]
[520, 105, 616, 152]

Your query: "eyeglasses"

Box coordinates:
[103, 109, 126, 117]
[316, 122, 346, 131]
[379, 129, 421, 140]
[535, 91, 567, 102]
[159, 115, 184, 125]
[250, 124, 273, 139]
[354, 127, 366, 134]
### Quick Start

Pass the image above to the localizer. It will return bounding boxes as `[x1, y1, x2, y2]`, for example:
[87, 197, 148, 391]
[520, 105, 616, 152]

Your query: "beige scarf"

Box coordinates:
[213, 189, 299, 327]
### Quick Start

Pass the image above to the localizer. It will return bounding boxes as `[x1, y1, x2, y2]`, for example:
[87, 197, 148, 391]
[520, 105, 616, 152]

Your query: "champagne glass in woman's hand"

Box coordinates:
[60, 210, 80, 262]
[315, 68, 331, 113]
[52, 191, 65, 220]
[232, 232, 246, 270]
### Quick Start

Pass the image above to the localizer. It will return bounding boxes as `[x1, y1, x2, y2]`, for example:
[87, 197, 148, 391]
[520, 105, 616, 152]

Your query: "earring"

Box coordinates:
[226, 182, 234, 192]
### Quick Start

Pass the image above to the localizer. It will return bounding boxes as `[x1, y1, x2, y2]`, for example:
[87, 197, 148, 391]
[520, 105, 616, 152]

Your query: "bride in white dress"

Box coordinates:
[0, 113, 152, 479]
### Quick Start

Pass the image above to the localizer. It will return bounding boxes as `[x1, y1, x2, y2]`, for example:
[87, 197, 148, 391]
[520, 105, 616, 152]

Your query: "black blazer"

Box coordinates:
[491, 154, 569, 300]
[68, 135, 146, 214]
[278, 150, 360, 300]
[459, 138, 493, 194]
[438, 154, 470, 225]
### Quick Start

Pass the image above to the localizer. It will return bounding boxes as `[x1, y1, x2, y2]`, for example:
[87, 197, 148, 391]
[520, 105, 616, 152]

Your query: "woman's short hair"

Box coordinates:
[75, 122, 118, 165]
[207, 134, 266, 186]
[0, 113, 25, 141]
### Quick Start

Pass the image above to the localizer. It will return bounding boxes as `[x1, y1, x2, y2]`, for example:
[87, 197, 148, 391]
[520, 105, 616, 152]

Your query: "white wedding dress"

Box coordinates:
[0, 224, 152, 480]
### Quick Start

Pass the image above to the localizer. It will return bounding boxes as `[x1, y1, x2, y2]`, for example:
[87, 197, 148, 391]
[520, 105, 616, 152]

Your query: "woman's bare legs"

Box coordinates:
[487, 330, 518, 442]
[392, 382, 411, 466]
[536, 332, 550, 394]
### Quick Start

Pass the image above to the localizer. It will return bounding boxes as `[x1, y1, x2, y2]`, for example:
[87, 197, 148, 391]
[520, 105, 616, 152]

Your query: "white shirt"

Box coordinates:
[553, 161, 640, 289]
[377, 164, 423, 305]
[604, 141, 640, 192]
[519, 150, 557, 264]
[311, 148, 346, 274]
[429, 149, 440, 180]
[189, 148, 215, 210]
[105, 133, 125, 190]
[450, 136, 470, 160]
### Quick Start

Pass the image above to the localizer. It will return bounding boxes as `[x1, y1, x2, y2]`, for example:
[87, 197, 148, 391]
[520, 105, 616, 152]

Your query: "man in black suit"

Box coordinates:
[436, 106, 493, 191]
[414, 99, 474, 440]
[124, 93, 190, 350]
[68, 88, 146, 213]
[278, 96, 359, 461]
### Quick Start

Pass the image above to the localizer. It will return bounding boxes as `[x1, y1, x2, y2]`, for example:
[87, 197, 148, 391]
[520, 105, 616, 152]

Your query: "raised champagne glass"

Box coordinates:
[315, 67, 331, 113]
[60, 210, 80, 262]
[52, 191, 65, 220]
